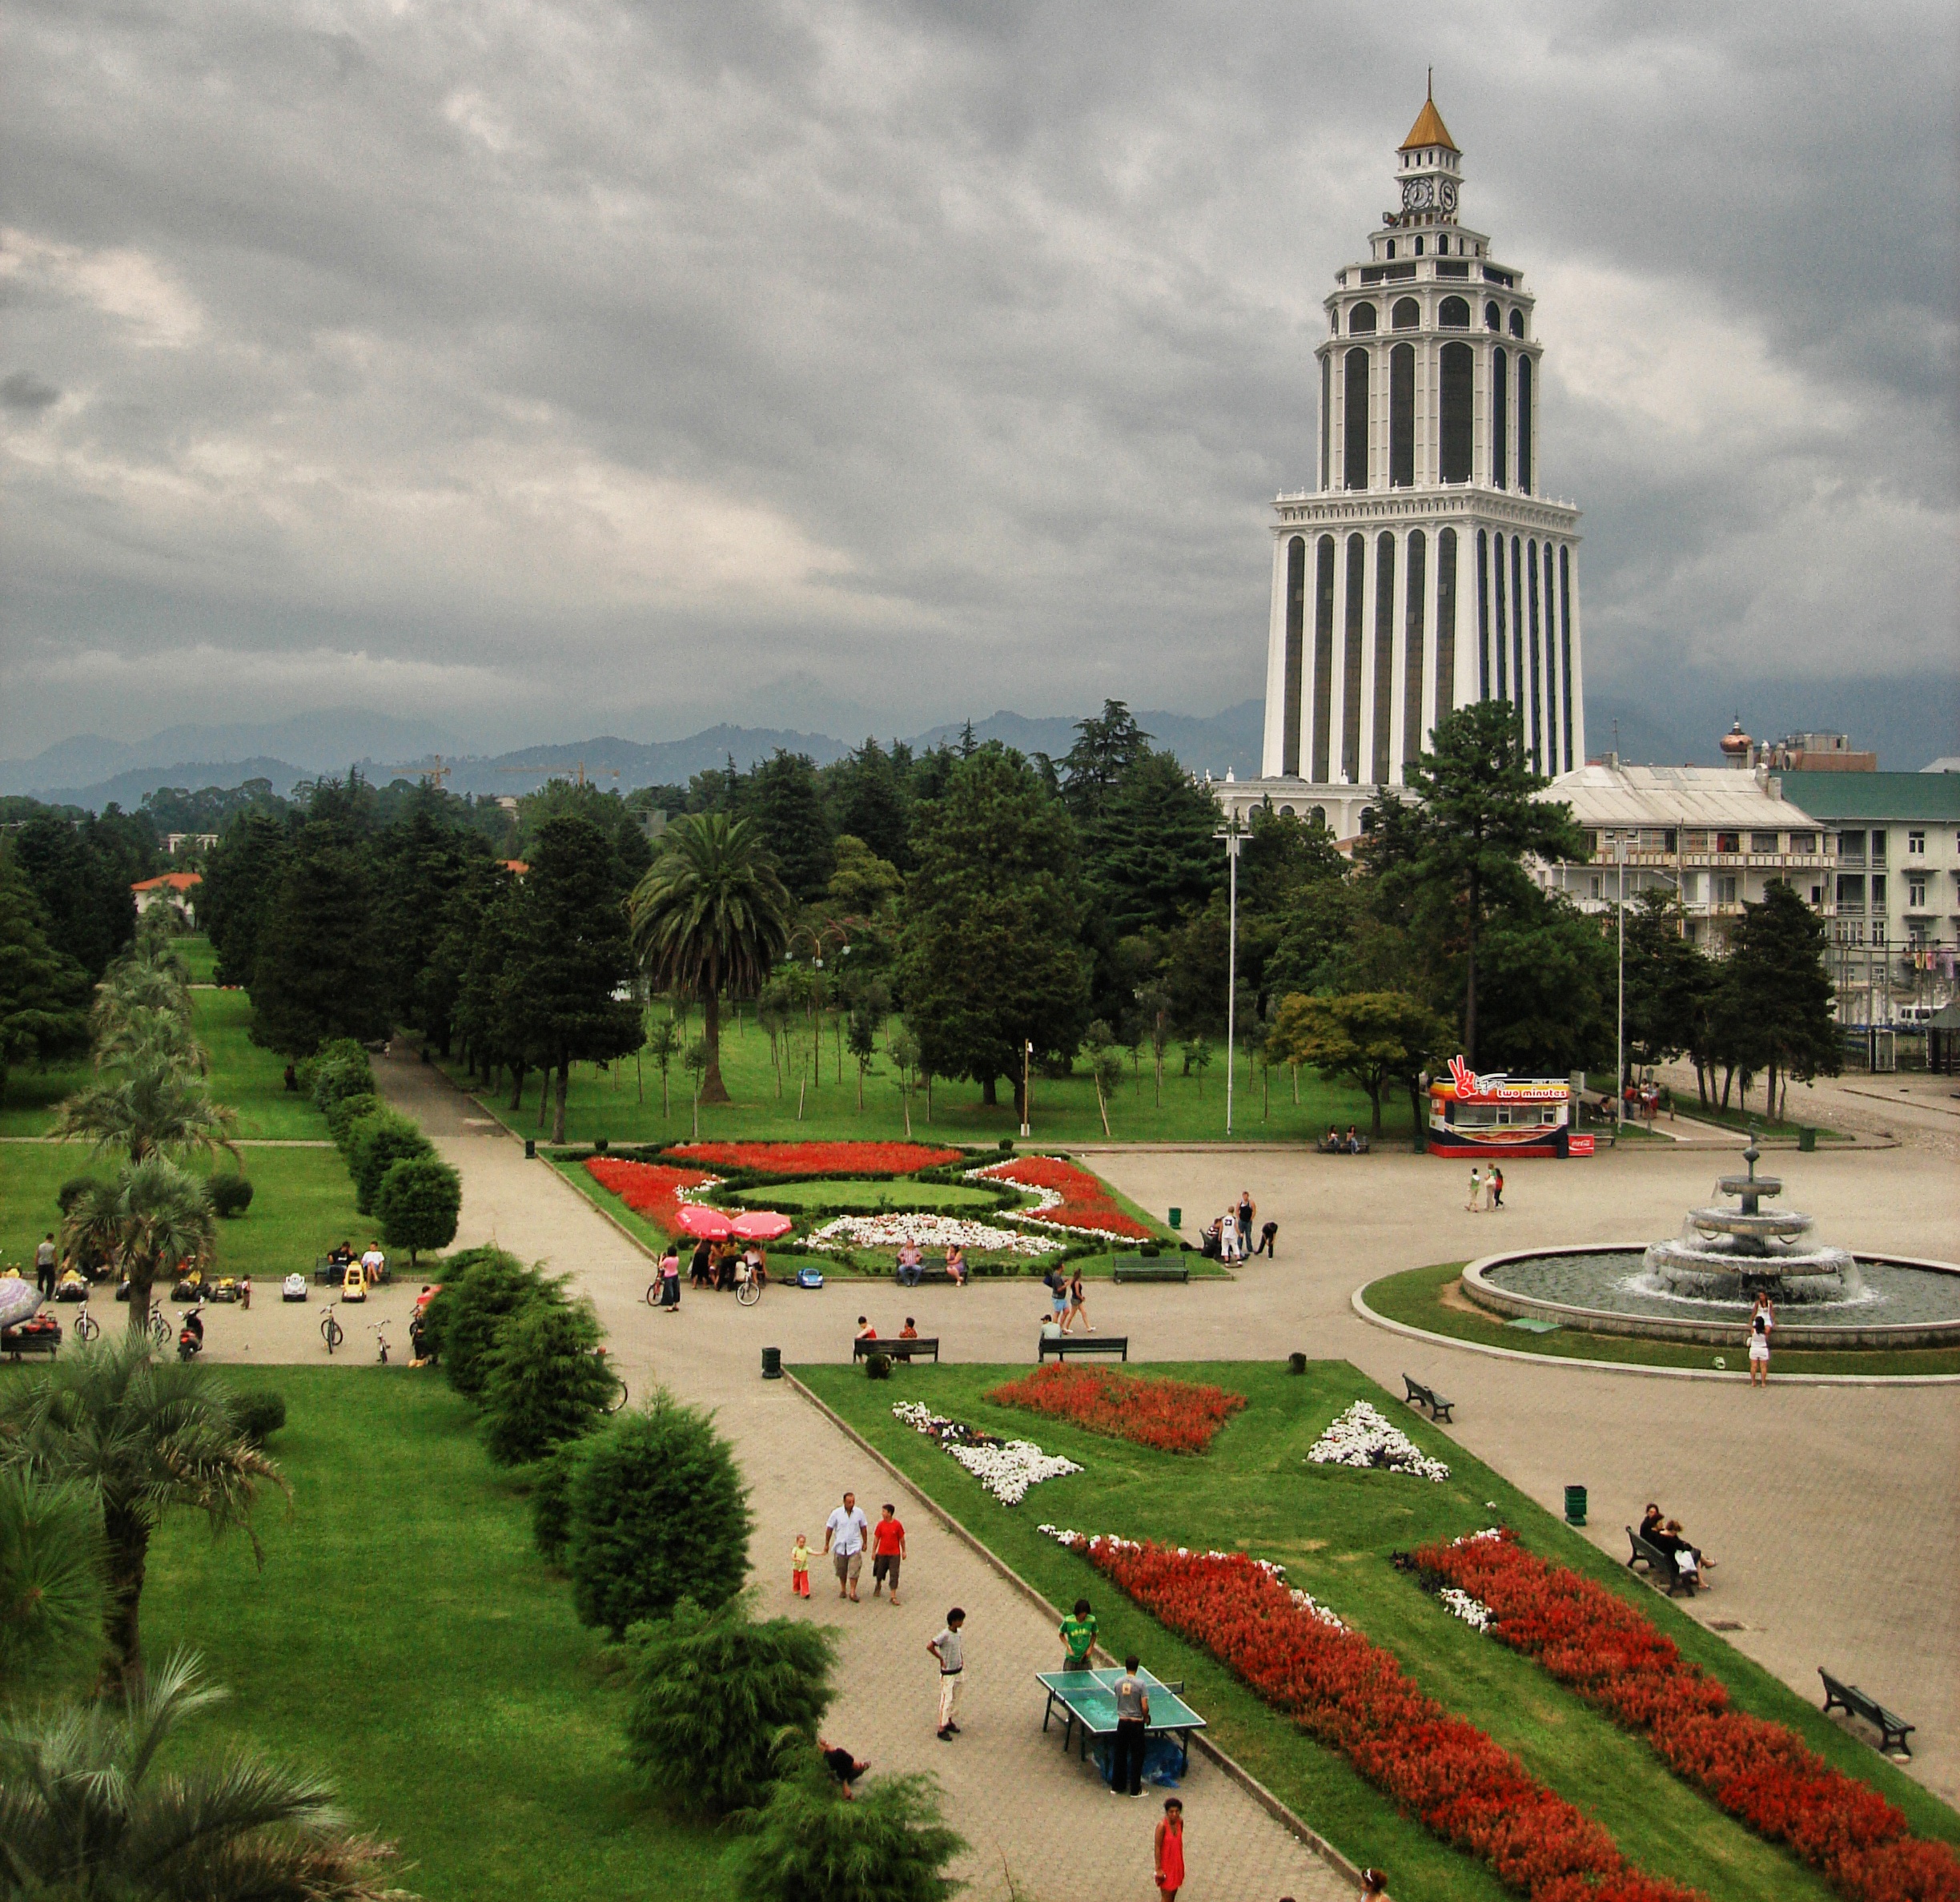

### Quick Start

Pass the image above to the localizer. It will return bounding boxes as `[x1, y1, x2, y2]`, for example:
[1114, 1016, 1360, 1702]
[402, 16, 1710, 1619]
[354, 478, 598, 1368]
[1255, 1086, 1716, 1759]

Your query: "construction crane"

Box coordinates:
[372, 756, 455, 787]
[494, 761, 621, 789]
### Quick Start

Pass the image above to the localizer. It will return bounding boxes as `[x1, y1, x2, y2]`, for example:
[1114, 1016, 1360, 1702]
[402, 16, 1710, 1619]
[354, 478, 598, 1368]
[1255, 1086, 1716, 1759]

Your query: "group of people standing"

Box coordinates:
[1463, 1164, 1506, 1212]
[649, 1236, 766, 1310]
[1202, 1188, 1275, 1263]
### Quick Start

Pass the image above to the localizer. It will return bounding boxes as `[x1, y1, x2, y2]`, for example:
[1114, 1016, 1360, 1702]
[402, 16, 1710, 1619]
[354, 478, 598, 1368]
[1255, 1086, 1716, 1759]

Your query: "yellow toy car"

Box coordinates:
[341, 1265, 368, 1303]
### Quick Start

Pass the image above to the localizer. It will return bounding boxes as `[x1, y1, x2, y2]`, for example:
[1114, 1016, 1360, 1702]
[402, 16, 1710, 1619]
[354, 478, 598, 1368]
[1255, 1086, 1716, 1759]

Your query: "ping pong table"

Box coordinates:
[1036, 1667, 1206, 1775]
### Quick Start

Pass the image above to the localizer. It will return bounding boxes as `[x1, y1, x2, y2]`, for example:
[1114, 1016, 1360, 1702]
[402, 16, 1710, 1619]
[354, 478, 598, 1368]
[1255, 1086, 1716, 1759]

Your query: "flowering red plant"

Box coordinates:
[972, 1155, 1154, 1241]
[584, 1157, 718, 1234]
[1415, 1531, 1960, 1902]
[987, 1364, 1245, 1454]
[668, 1140, 962, 1176]
[1054, 1533, 1704, 1902]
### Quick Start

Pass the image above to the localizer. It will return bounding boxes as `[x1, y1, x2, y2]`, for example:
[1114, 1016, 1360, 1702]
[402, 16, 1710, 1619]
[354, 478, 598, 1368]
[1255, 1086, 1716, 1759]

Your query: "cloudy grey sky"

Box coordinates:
[3, 0, 1955, 760]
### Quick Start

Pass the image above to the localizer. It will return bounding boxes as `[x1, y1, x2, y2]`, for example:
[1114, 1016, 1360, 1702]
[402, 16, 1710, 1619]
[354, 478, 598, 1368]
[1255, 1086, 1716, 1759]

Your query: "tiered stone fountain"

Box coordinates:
[1642, 1141, 1857, 1297]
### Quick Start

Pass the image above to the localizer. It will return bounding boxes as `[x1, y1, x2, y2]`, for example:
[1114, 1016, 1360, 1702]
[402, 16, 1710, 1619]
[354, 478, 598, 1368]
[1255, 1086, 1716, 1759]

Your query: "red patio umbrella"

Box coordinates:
[730, 1210, 793, 1241]
[674, 1204, 735, 1240]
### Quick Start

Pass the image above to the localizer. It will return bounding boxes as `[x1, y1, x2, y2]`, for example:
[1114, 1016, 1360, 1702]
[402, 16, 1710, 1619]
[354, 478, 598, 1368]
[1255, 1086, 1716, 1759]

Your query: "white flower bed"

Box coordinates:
[1307, 1401, 1452, 1483]
[1036, 1526, 1345, 1629]
[1437, 1586, 1492, 1632]
[808, 1212, 1056, 1256]
[894, 1405, 1079, 1506]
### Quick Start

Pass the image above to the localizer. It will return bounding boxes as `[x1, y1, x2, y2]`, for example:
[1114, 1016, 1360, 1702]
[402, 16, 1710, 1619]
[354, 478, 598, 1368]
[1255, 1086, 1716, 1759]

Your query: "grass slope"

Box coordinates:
[1366, 1263, 1960, 1378]
[141, 1367, 725, 1901]
[797, 1360, 1956, 1902]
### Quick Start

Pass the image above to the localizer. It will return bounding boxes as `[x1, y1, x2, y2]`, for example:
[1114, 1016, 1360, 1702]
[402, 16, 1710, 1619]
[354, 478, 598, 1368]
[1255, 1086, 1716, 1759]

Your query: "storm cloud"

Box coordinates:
[2, 0, 1954, 758]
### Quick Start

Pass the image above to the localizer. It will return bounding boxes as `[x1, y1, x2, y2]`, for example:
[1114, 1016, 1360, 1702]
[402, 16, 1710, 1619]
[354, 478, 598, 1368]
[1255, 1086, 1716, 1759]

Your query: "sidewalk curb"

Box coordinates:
[1350, 1284, 1960, 1386]
[782, 1369, 1367, 1894]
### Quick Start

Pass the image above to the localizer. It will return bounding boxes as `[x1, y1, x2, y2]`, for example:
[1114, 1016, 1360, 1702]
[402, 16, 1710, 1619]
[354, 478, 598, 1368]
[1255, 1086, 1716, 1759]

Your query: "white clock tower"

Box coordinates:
[1221, 89, 1587, 838]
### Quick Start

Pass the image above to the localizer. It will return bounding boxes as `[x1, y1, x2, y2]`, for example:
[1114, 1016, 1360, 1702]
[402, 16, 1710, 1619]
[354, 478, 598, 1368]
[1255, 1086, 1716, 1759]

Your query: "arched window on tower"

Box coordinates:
[1402, 529, 1427, 773]
[1389, 344, 1415, 487]
[1282, 536, 1306, 776]
[1436, 528, 1459, 736]
[1492, 348, 1508, 490]
[1343, 348, 1370, 490]
[1508, 309, 1524, 338]
[1438, 341, 1472, 483]
[1439, 296, 1470, 328]
[1342, 532, 1366, 781]
[1311, 536, 1336, 781]
[1476, 528, 1492, 698]
[1349, 303, 1377, 335]
[1385, 241, 1396, 260]
[1517, 356, 1533, 494]
[1484, 300, 1500, 331]
[1392, 298, 1420, 331]
[1413, 236, 1424, 256]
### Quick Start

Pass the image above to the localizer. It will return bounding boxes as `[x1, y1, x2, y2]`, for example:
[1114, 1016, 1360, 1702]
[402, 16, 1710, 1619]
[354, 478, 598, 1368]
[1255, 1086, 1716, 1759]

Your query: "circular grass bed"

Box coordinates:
[1362, 1261, 1960, 1379]
[729, 1177, 1009, 1214]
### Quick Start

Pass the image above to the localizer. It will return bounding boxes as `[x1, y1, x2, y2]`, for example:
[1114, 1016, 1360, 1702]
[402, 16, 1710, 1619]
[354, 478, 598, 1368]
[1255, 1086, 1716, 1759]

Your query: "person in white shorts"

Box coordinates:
[1747, 1293, 1773, 1388]
[928, 1608, 966, 1740]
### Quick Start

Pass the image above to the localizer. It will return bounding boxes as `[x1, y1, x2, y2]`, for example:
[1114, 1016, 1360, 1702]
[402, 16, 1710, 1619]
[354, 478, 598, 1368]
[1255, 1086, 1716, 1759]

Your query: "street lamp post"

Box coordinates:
[1215, 818, 1245, 1137]
[1615, 830, 1628, 1119]
[1020, 1039, 1032, 1140]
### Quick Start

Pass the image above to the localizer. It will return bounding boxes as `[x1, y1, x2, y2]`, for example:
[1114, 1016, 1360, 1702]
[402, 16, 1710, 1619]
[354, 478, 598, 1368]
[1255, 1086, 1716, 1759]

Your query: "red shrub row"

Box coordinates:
[973, 1155, 1155, 1240]
[1416, 1531, 1960, 1902]
[584, 1157, 718, 1234]
[1058, 1533, 1704, 1902]
[667, 1140, 962, 1176]
[986, 1363, 1245, 1454]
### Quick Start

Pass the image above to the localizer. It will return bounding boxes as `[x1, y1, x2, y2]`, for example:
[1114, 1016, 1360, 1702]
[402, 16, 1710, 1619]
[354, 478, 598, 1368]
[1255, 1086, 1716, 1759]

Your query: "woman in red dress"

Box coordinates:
[1154, 1796, 1184, 1899]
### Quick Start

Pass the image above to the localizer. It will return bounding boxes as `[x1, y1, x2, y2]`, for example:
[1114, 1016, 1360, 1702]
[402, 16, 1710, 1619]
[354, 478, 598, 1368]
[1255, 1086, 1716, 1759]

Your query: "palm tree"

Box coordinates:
[64, 1156, 219, 1333]
[93, 1002, 208, 1074]
[628, 813, 793, 1104]
[56, 1054, 238, 1168]
[0, 1649, 412, 1899]
[0, 1333, 287, 1688]
[0, 1467, 105, 1687]
[95, 948, 194, 1031]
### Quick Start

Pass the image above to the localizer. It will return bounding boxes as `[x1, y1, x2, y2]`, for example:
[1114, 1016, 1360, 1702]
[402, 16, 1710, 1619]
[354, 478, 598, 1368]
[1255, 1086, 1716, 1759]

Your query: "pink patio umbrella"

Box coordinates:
[730, 1210, 793, 1241]
[674, 1204, 736, 1241]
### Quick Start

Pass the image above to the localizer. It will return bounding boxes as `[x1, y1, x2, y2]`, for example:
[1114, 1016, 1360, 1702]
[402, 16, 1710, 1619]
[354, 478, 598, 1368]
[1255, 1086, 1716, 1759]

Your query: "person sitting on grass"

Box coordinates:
[820, 1740, 870, 1798]
[945, 1243, 969, 1287]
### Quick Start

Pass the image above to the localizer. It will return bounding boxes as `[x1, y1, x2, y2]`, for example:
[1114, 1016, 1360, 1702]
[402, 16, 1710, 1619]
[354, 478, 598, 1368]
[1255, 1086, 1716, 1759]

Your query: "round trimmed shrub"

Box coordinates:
[308, 1039, 375, 1115]
[231, 1389, 287, 1445]
[564, 1394, 751, 1636]
[863, 1353, 891, 1381]
[424, 1249, 554, 1398]
[479, 1297, 615, 1467]
[347, 1109, 432, 1215]
[375, 1155, 460, 1266]
[206, 1173, 255, 1218]
[325, 1090, 382, 1148]
[625, 1598, 836, 1816]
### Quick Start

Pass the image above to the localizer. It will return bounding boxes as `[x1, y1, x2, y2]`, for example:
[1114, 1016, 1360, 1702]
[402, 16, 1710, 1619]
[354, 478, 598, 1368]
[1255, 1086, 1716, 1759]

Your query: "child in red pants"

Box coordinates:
[791, 1534, 812, 1598]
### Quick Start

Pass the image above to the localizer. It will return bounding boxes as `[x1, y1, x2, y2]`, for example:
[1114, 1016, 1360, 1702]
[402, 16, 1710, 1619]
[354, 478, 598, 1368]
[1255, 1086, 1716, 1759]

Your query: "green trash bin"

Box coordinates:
[1564, 1484, 1587, 1526]
[524, 1138, 536, 1160]
[761, 1346, 782, 1381]
[1798, 1126, 1817, 1152]
[1168, 1206, 1182, 1228]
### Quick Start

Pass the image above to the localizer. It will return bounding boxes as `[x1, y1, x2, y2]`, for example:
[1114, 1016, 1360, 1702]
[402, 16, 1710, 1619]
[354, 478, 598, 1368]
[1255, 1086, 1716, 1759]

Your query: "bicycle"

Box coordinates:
[148, 1303, 170, 1349]
[372, 1320, 392, 1365]
[736, 1265, 764, 1307]
[319, 1302, 344, 1355]
[73, 1305, 100, 1343]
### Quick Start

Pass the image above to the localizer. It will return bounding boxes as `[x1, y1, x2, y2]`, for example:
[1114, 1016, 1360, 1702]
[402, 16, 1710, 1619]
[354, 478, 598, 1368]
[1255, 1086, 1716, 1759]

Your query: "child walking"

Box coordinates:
[1155, 1796, 1185, 1899]
[790, 1534, 812, 1598]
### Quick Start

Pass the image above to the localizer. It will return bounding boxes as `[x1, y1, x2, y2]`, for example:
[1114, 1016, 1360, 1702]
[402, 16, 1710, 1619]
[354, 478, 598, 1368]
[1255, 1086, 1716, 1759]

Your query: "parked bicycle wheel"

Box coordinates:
[74, 1308, 100, 1342]
[149, 1305, 170, 1348]
[321, 1311, 344, 1353]
[736, 1273, 762, 1306]
[645, 1281, 661, 1308]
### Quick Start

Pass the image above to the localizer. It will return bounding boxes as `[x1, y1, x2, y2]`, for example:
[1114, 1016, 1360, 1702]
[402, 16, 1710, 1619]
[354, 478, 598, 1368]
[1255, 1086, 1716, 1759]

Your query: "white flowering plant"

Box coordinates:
[894, 1404, 1080, 1506]
[809, 1213, 1057, 1256]
[1307, 1401, 1452, 1483]
[1437, 1586, 1493, 1633]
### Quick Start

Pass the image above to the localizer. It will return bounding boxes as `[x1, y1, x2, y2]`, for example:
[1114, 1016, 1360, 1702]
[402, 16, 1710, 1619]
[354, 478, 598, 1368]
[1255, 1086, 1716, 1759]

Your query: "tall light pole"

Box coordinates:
[1216, 818, 1245, 1136]
[1615, 830, 1628, 1117]
[1020, 1039, 1032, 1140]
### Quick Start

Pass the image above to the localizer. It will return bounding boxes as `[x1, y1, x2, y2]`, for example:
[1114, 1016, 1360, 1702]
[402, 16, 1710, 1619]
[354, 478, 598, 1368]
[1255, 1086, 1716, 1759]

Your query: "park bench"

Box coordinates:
[1111, 1257, 1189, 1284]
[1317, 1136, 1371, 1155]
[1038, 1334, 1129, 1361]
[853, 1336, 941, 1363]
[2, 1319, 62, 1361]
[1625, 1526, 1697, 1597]
[1820, 1671, 1914, 1755]
[1401, 1375, 1456, 1423]
[894, 1259, 954, 1286]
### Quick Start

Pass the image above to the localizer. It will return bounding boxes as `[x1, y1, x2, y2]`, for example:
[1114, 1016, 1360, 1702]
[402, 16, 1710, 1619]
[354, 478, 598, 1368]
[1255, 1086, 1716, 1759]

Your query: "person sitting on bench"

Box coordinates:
[1344, 1124, 1362, 1153]
[945, 1243, 969, 1287]
[1638, 1502, 1665, 1545]
[897, 1242, 926, 1287]
[1650, 1518, 1711, 1584]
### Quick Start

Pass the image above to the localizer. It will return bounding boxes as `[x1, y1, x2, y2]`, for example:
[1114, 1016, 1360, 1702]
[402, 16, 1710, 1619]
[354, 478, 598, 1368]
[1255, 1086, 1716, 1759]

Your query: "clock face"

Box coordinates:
[1401, 177, 1434, 212]
[1438, 179, 1459, 214]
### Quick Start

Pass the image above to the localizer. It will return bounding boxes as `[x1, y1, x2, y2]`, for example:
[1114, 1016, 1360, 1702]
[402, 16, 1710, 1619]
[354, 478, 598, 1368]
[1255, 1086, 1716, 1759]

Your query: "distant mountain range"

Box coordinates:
[3, 704, 1267, 810]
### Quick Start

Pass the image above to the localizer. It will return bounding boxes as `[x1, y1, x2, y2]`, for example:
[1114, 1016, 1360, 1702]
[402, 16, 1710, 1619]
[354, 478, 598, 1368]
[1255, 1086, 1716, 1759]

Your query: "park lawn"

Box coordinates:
[177, 932, 220, 981]
[1365, 1262, 1960, 1378]
[432, 1015, 1398, 1148]
[730, 1177, 1020, 1212]
[797, 1359, 1958, 1902]
[139, 1367, 726, 1902]
[0, 1142, 364, 1284]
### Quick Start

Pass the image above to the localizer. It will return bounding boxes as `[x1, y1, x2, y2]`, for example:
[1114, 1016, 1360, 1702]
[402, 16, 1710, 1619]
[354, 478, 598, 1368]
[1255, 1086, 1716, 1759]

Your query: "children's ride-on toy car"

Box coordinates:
[341, 1265, 368, 1303]
[281, 1273, 308, 1302]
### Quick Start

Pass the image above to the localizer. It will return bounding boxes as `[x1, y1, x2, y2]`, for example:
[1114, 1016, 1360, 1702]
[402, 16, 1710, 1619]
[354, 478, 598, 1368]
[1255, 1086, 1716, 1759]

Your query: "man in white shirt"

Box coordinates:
[359, 1242, 386, 1285]
[823, 1490, 870, 1602]
[928, 1607, 966, 1740]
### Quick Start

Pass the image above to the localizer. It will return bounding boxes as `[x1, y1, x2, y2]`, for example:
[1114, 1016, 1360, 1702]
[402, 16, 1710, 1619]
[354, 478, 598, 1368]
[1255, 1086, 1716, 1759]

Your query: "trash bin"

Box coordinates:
[1168, 1206, 1182, 1228]
[1287, 1352, 1307, 1376]
[1798, 1126, 1817, 1152]
[1564, 1484, 1587, 1526]
[524, 1138, 536, 1160]
[761, 1346, 782, 1381]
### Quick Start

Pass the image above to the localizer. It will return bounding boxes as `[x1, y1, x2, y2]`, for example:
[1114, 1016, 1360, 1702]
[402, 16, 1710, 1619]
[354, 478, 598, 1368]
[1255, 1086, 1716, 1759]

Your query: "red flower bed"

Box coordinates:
[973, 1155, 1154, 1241]
[1054, 1533, 1702, 1902]
[584, 1157, 718, 1234]
[667, 1140, 962, 1176]
[987, 1363, 1245, 1454]
[1416, 1531, 1960, 1902]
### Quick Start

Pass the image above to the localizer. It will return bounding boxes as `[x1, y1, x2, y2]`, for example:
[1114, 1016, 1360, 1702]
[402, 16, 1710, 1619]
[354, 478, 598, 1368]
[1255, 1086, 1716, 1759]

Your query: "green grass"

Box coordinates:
[434, 1017, 1400, 1148]
[1364, 1262, 1960, 1377]
[797, 1360, 1957, 1902]
[0, 1141, 368, 1283]
[132, 1367, 727, 1900]
[729, 1177, 1013, 1212]
[1675, 1101, 1851, 1142]
[178, 932, 219, 982]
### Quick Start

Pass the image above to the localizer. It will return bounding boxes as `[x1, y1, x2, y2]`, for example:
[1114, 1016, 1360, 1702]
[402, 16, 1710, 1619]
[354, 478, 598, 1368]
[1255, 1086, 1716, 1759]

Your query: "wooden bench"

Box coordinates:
[853, 1336, 941, 1363]
[1626, 1526, 1697, 1597]
[1402, 1375, 1455, 1423]
[893, 1259, 954, 1286]
[1111, 1257, 1189, 1284]
[2, 1321, 62, 1361]
[1039, 1334, 1129, 1361]
[1820, 1671, 1914, 1755]
[1317, 1136, 1371, 1154]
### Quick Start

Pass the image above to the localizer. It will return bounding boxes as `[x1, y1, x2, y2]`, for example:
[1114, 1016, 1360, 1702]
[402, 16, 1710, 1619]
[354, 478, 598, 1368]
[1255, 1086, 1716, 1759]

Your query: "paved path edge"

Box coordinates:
[782, 1368, 1368, 1893]
[1350, 1283, 1960, 1387]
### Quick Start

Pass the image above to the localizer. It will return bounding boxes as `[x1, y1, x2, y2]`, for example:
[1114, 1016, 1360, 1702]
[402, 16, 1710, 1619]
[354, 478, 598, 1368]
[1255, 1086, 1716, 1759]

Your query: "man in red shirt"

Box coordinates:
[870, 1502, 907, 1606]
